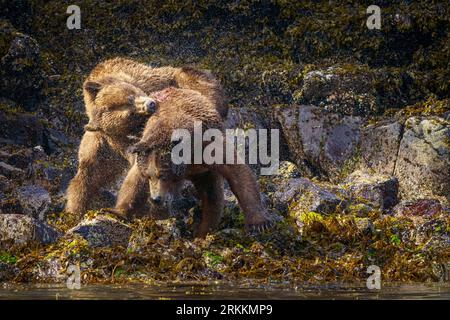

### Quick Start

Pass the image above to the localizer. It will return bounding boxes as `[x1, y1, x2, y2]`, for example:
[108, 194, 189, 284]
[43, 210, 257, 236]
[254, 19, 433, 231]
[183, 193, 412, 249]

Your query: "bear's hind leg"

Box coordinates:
[191, 171, 224, 238]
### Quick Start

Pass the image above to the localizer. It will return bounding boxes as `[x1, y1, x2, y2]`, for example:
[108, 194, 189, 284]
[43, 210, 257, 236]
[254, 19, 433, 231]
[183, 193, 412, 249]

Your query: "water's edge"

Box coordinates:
[1, 282, 449, 300]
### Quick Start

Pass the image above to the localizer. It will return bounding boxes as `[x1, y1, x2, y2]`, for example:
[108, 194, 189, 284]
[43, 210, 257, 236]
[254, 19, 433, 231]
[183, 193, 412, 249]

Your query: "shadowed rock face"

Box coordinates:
[0, 108, 44, 147]
[0, 20, 45, 111]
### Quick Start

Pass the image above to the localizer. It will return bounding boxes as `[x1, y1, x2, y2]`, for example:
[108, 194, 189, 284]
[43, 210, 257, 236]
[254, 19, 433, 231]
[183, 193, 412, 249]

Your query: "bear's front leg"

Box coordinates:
[217, 164, 273, 233]
[66, 132, 127, 215]
[190, 171, 224, 238]
[115, 161, 151, 219]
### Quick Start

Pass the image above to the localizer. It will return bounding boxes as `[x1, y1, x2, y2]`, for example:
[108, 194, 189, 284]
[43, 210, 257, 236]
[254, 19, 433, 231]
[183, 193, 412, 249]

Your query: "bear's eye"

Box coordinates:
[127, 95, 135, 105]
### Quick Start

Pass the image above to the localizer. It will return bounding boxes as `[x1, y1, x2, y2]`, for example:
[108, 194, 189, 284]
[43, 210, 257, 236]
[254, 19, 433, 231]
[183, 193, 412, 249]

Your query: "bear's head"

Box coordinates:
[83, 77, 157, 138]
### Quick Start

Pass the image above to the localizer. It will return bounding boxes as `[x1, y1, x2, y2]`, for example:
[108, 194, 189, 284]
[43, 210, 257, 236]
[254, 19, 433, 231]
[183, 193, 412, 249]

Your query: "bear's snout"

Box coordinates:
[144, 99, 157, 114]
[151, 195, 162, 205]
[135, 96, 158, 115]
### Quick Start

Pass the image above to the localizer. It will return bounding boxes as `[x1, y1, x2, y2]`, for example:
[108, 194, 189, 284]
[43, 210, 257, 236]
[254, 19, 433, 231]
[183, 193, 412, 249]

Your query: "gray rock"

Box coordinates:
[0, 262, 18, 282]
[43, 166, 60, 182]
[224, 107, 268, 130]
[342, 170, 399, 210]
[5, 148, 33, 170]
[17, 185, 51, 220]
[43, 128, 70, 154]
[0, 108, 44, 147]
[68, 215, 132, 248]
[394, 116, 450, 205]
[224, 107, 270, 173]
[275, 105, 362, 181]
[359, 121, 403, 175]
[272, 177, 344, 217]
[0, 214, 61, 248]
[32, 258, 65, 282]
[0, 161, 24, 179]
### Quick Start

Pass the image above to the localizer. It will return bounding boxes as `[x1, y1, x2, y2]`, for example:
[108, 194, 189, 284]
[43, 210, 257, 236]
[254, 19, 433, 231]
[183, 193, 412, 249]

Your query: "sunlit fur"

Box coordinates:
[65, 58, 227, 215]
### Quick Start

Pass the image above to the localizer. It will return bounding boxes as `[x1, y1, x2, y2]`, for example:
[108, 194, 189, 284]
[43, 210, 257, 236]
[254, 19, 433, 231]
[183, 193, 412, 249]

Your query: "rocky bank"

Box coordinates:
[0, 1, 448, 285]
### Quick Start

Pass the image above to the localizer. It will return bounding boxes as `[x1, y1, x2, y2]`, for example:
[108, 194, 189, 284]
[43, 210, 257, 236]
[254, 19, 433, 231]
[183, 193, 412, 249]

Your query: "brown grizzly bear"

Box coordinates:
[121, 87, 273, 237]
[65, 57, 227, 215]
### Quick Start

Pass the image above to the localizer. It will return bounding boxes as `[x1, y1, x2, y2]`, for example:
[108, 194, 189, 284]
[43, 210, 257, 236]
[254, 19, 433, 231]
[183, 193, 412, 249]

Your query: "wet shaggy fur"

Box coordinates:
[65, 57, 227, 215]
[119, 88, 273, 237]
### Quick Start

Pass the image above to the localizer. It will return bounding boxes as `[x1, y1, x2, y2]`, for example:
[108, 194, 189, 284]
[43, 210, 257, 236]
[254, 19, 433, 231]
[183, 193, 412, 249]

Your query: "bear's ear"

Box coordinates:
[83, 81, 102, 99]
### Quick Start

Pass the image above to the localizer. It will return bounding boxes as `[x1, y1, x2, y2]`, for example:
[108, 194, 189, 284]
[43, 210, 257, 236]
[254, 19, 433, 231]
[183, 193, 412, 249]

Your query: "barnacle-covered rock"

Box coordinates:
[275, 105, 362, 181]
[0, 214, 61, 248]
[17, 184, 51, 220]
[394, 116, 450, 205]
[67, 215, 132, 248]
[359, 120, 403, 175]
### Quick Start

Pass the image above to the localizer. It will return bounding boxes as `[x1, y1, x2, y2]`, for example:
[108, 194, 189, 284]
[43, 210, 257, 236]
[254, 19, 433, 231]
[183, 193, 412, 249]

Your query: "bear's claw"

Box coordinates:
[245, 219, 275, 235]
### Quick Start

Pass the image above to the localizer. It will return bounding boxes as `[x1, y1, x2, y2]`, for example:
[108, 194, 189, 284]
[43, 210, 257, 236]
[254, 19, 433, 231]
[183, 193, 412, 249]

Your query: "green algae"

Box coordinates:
[3, 206, 447, 284]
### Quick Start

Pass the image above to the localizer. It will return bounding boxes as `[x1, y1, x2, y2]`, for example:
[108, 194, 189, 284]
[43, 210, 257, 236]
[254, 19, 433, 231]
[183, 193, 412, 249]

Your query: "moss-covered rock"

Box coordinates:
[341, 170, 399, 210]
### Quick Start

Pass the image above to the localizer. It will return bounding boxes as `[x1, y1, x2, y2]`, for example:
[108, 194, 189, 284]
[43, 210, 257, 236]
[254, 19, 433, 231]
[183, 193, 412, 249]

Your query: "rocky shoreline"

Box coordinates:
[1, 1, 449, 285]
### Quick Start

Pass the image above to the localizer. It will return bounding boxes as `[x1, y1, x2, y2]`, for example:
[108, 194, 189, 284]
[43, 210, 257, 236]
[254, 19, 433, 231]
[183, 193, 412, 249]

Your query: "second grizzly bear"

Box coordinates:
[65, 57, 227, 215]
[120, 87, 273, 237]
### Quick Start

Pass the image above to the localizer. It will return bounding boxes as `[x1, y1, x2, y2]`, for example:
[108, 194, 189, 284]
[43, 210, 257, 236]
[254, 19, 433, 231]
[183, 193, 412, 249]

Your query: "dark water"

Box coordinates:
[0, 282, 449, 300]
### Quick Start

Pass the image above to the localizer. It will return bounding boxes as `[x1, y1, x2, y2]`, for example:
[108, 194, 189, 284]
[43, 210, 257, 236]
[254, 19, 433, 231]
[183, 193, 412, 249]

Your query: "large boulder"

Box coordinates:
[0, 214, 61, 248]
[394, 116, 450, 205]
[67, 215, 132, 248]
[359, 120, 403, 175]
[275, 105, 362, 181]
[271, 177, 344, 217]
